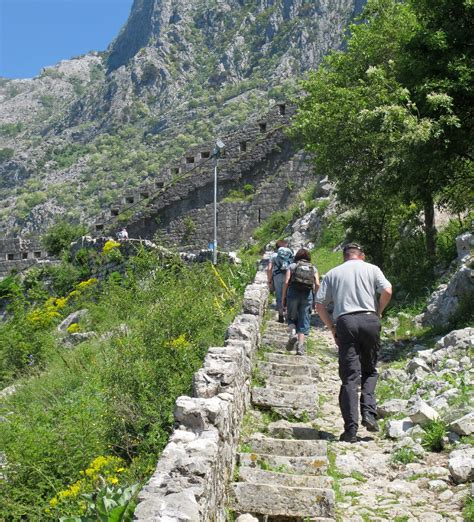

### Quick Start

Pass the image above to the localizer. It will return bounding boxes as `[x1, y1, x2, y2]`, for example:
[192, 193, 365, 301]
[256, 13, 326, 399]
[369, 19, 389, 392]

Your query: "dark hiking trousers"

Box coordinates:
[336, 312, 381, 432]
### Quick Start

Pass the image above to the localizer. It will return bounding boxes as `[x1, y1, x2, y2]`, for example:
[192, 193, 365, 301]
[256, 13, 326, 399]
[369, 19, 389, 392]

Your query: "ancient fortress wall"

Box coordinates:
[134, 262, 269, 521]
[0, 238, 50, 279]
[0, 103, 315, 278]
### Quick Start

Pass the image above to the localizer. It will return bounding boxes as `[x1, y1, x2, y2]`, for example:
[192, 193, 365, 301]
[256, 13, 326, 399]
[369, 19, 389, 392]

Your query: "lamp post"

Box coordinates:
[211, 139, 225, 265]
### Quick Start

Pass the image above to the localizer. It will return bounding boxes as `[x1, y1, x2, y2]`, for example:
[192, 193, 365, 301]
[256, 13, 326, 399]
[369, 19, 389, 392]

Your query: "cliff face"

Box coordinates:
[0, 0, 365, 236]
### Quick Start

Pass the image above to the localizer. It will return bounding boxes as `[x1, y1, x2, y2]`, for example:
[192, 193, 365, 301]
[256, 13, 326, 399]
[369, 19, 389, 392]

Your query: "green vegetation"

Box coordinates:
[421, 420, 447, 452]
[0, 249, 254, 519]
[292, 0, 473, 296]
[463, 494, 474, 521]
[42, 220, 87, 257]
[0, 147, 14, 163]
[391, 448, 417, 465]
[0, 122, 23, 137]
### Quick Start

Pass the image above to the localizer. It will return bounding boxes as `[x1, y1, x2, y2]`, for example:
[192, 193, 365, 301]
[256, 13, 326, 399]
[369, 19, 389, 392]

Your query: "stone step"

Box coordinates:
[265, 375, 316, 386]
[231, 482, 335, 519]
[238, 453, 328, 475]
[257, 361, 313, 378]
[252, 386, 319, 412]
[264, 353, 320, 369]
[246, 435, 327, 457]
[268, 420, 320, 440]
[238, 466, 333, 488]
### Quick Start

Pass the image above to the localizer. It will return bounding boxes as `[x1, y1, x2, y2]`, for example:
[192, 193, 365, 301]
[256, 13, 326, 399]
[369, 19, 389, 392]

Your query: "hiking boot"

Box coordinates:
[287, 334, 298, 351]
[296, 342, 305, 355]
[339, 429, 357, 443]
[362, 414, 380, 432]
[278, 313, 285, 323]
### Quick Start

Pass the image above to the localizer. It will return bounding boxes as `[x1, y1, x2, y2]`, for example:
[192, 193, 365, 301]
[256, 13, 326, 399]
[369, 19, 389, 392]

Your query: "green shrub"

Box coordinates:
[42, 221, 87, 257]
[0, 147, 14, 162]
[463, 494, 474, 521]
[422, 420, 446, 452]
[391, 448, 417, 465]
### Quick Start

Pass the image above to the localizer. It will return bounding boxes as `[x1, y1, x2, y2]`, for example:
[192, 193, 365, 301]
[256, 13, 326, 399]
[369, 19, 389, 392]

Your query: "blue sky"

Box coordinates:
[0, 0, 133, 79]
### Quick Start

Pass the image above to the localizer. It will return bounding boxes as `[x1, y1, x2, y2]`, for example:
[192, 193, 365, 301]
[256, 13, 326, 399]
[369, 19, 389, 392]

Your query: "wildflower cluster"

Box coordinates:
[102, 240, 121, 256]
[167, 334, 190, 350]
[47, 455, 126, 516]
[26, 278, 98, 328]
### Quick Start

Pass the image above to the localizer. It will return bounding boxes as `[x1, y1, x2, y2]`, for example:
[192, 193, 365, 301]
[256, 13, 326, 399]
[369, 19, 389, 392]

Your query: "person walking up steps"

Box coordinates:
[315, 243, 392, 443]
[267, 240, 294, 323]
[282, 248, 320, 355]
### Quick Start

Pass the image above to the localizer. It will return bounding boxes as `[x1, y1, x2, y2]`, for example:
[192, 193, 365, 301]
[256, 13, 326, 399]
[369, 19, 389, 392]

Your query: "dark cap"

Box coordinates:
[343, 242, 364, 253]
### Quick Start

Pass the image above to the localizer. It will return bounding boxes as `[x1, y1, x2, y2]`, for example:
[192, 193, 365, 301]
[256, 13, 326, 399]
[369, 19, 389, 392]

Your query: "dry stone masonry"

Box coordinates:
[134, 263, 270, 520]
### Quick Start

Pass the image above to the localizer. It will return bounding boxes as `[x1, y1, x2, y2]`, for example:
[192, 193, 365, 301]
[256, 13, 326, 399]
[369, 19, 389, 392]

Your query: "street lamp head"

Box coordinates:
[213, 139, 225, 157]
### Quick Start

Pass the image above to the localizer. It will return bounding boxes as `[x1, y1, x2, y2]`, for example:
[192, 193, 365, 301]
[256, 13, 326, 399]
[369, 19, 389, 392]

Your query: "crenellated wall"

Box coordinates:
[0, 238, 52, 279]
[0, 103, 316, 279]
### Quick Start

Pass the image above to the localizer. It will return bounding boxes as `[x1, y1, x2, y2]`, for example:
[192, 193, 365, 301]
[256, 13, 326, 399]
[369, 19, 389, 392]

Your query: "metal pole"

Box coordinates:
[213, 158, 218, 265]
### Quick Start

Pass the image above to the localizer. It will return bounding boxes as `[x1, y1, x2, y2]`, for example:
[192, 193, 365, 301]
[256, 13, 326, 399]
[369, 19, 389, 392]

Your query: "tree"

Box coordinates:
[42, 221, 87, 257]
[292, 0, 473, 266]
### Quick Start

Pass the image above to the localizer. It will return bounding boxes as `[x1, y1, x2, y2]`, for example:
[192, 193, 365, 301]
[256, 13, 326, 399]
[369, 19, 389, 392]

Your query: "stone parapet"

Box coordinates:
[134, 264, 269, 521]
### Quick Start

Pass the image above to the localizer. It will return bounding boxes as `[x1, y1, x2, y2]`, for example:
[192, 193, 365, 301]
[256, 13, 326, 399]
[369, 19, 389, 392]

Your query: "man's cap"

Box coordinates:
[343, 242, 364, 253]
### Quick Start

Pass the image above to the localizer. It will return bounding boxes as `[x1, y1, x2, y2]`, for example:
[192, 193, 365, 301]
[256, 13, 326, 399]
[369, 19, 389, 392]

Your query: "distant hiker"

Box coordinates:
[267, 240, 294, 323]
[315, 243, 392, 443]
[117, 227, 129, 241]
[282, 248, 320, 355]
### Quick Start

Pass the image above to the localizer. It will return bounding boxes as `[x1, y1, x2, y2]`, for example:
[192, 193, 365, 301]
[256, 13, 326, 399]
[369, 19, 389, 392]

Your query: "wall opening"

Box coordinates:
[22, 252, 28, 260]
[96, 224, 104, 232]
[111, 208, 119, 216]
[34, 251, 42, 259]
[186, 156, 195, 164]
[259, 122, 267, 133]
[171, 167, 181, 176]
[140, 192, 149, 199]
[278, 104, 286, 115]
[239, 141, 247, 152]
[258, 209, 261, 223]
[200, 151, 210, 159]
[156, 180, 165, 188]
[7, 253, 14, 261]
[125, 196, 134, 204]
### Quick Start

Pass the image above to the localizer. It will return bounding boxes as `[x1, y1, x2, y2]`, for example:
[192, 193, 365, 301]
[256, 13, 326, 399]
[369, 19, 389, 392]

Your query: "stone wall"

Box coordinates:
[96, 103, 316, 250]
[0, 103, 316, 278]
[0, 238, 51, 279]
[133, 263, 269, 521]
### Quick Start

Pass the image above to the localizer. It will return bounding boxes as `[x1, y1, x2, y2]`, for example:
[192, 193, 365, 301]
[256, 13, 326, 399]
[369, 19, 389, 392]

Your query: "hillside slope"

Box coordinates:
[0, 0, 364, 237]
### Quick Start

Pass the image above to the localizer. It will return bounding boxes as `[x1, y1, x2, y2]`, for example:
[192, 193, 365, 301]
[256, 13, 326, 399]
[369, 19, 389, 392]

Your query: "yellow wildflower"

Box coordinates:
[109, 476, 119, 485]
[102, 240, 121, 256]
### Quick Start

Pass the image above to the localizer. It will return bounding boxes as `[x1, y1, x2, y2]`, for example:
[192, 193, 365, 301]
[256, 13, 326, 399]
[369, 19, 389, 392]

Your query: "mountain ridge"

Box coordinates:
[0, 0, 365, 237]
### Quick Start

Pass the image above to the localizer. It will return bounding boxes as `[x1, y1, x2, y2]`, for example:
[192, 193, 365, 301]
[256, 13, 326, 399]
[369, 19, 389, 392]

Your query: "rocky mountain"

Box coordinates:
[0, 0, 365, 237]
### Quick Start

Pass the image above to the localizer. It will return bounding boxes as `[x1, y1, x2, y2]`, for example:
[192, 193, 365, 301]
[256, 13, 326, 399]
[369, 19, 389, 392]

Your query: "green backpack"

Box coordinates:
[292, 260, 316, 289]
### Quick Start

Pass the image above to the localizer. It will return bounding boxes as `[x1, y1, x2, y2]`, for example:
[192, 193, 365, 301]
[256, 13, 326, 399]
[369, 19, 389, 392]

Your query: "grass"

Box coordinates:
[463, 494, 474, 522]
[391, 448, 417, 465]
[0, 251, 254, 519]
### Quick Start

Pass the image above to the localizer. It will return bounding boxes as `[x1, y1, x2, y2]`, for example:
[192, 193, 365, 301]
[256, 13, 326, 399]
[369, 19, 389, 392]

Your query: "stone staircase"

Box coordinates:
[230, 320, 336, 521]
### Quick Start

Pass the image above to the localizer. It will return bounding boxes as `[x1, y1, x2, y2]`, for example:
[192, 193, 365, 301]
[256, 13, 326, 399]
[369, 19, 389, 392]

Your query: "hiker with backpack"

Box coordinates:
[282, 248, 320, 355]
[267, 240, 294, 323]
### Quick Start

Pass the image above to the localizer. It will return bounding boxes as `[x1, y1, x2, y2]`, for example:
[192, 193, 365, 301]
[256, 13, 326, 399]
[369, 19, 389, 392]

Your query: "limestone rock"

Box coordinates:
[57, 309, 89, 333]
[386, 418, 415, 438]
[335, 453, 364, 476]
[377, 399, 408, 418]
[450, 412, 474, 436]
[236, 515, 259, 522]
[409, 401, 439, 426]
[448, 448, 474, 484]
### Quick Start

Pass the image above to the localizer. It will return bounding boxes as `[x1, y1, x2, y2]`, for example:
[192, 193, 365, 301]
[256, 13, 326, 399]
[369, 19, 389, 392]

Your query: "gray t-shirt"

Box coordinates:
[315, 260, 391, 320]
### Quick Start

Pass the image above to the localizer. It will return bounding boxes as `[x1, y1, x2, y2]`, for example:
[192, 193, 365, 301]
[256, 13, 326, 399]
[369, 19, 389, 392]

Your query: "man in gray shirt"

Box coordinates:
[315, 243, 392, 442]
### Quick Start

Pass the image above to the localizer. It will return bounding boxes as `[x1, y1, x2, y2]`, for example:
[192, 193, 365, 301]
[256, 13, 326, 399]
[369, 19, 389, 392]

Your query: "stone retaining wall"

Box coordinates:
[134, 263, 269, 521]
